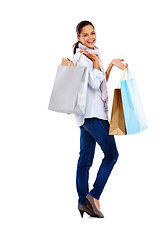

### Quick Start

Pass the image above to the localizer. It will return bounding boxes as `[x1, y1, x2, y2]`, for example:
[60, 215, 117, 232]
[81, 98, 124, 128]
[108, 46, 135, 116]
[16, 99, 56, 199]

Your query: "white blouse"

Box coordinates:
[73, 49, 108, 127]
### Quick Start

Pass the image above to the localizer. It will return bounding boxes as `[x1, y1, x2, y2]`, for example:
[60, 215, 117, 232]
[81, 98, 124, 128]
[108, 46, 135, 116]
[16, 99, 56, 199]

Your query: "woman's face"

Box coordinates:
[77, 25, 96, 49]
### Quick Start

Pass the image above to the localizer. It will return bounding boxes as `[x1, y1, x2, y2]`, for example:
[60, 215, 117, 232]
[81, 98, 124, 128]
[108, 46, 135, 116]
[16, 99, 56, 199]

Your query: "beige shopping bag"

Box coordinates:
[109, 88, 126, 135]
[61, 58, 75, 66]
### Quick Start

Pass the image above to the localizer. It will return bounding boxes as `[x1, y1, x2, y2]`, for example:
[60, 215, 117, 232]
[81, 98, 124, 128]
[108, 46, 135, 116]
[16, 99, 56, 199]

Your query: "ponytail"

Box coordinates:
[73, 41, 80, 55]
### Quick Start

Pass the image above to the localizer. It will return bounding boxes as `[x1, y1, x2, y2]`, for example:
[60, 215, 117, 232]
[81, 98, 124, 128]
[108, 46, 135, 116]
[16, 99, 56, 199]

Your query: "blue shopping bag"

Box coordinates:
[120, 68, 148, 135]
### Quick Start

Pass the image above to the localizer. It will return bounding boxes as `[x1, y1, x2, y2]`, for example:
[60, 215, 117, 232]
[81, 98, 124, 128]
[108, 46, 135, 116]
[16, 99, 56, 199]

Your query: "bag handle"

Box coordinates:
[126, 67, 132, 79]
[118, 67, 132, 88]
[67, 51, 84, 66]
[75, 52, 84, 66]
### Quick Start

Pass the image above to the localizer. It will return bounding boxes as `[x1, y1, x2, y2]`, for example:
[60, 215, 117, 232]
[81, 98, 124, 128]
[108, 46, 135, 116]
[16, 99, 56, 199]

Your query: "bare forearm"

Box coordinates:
[105, 61, 113, 82]
[106, 59, 128, 82]
[93, 58, 100, 70]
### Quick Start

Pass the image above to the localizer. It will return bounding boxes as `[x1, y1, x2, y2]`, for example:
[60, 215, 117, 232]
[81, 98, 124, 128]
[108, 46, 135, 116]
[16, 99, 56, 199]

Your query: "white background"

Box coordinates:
[0, 0, 164, 239]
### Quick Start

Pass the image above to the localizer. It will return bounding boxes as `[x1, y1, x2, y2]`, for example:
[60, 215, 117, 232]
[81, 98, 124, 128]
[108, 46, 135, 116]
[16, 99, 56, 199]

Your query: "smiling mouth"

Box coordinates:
[87, 40, 95, 44]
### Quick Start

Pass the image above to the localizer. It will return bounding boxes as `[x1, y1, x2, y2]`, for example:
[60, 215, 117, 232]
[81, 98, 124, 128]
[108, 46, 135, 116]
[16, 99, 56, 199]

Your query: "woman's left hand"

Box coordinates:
[112, 59, 128, 70]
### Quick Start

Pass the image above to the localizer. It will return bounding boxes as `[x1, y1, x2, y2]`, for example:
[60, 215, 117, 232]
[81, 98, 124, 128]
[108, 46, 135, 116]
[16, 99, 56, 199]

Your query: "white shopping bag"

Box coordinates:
[48, 54, 89, 114]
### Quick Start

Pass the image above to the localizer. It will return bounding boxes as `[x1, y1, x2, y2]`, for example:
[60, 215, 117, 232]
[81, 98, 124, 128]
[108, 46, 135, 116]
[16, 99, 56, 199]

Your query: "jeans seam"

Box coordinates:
[87, 136, 95, 167]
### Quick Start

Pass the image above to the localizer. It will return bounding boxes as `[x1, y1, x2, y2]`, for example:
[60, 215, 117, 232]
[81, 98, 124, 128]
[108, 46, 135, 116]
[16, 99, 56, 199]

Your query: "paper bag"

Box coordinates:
[120, 68, 148, 134]
[61, 58, 75, 66]
[109, 89, 126, 135]
[48, 57, 88, 114]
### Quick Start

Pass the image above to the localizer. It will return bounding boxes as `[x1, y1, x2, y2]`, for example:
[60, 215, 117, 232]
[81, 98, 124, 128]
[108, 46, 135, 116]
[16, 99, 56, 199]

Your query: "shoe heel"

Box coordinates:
[79, 209, 84, 218]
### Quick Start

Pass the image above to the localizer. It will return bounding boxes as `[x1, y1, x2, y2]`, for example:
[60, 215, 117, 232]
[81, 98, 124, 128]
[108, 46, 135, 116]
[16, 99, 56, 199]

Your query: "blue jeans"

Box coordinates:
[76, 118, 119, 205]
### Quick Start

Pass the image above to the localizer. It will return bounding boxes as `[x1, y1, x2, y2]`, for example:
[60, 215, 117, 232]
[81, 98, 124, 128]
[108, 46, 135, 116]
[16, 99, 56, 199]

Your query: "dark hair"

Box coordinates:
[73, 20, 95, 54]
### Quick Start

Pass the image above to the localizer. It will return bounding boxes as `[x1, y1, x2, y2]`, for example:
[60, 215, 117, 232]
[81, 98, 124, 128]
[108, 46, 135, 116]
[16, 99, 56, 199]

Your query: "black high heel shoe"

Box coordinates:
[78, 204, 97, 218]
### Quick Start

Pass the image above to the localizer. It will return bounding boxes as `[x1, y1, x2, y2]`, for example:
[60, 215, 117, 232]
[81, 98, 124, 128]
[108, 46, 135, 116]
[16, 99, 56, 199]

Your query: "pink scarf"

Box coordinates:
[78, 42, 108, 113]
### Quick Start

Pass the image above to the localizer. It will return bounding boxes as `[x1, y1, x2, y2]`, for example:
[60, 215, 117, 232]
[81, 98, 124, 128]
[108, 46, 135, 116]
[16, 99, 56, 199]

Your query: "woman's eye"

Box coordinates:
[83, 32, 95, 37]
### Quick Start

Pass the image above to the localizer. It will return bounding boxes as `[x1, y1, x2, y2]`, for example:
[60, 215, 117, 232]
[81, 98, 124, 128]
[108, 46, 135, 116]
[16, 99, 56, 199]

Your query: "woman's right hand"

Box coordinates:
[80, 49, 100, 70]
[80, 49, 98, 62]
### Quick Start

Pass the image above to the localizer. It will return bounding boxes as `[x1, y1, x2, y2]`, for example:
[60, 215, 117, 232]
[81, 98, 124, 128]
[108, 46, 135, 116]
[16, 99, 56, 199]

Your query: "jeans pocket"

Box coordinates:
[83, 118, 93, 131]
[99, 119, 109, 132]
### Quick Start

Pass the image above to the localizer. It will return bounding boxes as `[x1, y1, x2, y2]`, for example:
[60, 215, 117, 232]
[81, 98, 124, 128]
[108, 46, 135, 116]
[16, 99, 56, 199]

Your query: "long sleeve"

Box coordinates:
[72, 50, 108, 127]
[73, 52, 104, 90]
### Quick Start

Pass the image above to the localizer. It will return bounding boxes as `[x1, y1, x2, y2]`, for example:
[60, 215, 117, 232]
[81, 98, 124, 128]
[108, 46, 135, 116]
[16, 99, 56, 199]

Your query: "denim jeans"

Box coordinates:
[76, 118, 119, 205]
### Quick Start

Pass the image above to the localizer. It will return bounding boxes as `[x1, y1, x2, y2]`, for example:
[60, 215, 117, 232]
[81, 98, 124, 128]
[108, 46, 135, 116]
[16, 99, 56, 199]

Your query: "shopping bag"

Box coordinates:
[109, 88, 126, 135]
[120, 68, 148, 135]
[61, 58, 75, 66]
[48, 53, 89, 114]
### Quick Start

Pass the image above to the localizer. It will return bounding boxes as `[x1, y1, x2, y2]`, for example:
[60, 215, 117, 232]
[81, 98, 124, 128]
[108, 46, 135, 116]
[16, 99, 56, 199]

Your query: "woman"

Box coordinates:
[72, 21, 128, 218]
